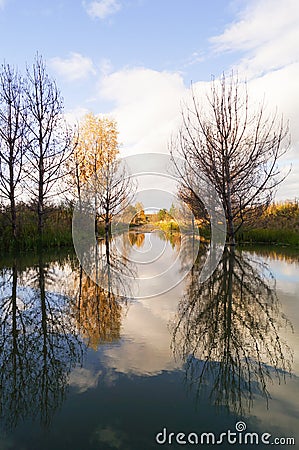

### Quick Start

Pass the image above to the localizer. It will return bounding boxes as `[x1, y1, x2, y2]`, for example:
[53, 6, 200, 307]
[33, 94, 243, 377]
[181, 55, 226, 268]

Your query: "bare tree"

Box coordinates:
[171, 73, 290, 244]
[24, 55, 72, 242]
[93, 154, 136, 244]
[0, 64, 27, 244]
[66, 128, 82, 209]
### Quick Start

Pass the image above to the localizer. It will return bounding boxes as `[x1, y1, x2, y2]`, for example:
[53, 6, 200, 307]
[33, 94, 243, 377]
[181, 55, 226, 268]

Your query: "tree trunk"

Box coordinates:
[224, 157, 236, 246]
[105, 211, 110, 266]
[227, 213, 235, 246]
[38, 197, 44, 240]
[10, 192, 17, 242]
[38, 145, 44, 242]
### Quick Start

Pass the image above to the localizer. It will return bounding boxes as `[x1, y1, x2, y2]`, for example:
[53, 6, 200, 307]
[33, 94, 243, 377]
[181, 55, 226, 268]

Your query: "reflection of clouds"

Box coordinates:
[171, 247, 294, 415]
[252, 376, 299, 439]
[274, 290, 299, 374]
[69, 367, 102, 393]
[247, 252, 299, 294]
[264, 256, 299, 374]
[92, 425, 128, 449]
[102, 368, 119, 387]
[277, 280, 299, 295]
[270, 259, 299, 283]
[0, 259, 84, 430]
[7, 259, 77, 302]
[102, 295, 182, 375]
[279, 264, 299, 278]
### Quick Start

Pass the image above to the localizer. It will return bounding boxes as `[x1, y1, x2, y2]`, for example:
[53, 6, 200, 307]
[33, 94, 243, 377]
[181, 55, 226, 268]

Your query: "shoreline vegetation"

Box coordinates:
[0, 61, 294, 255]
[236, 199, 299, 247]
[1, 199, 299, 254]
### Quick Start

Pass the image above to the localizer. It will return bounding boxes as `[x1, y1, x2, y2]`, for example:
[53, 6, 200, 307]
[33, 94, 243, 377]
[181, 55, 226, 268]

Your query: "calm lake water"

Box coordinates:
[0, 232, 298, 449]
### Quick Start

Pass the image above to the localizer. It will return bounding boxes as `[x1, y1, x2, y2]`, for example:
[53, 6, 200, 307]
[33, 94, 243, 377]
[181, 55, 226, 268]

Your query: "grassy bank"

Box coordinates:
[236, 228, 299, 246]
[1, 200, 299, 253]
[236, 201, 299, 247]
[0, 203, 74, 253]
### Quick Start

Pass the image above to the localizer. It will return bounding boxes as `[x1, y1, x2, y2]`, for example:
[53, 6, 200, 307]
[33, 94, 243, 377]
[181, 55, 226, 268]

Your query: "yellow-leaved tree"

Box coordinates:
[69, 113, 119, 209]
[69, 112, 135, 242]
[75, 112, 119, 183]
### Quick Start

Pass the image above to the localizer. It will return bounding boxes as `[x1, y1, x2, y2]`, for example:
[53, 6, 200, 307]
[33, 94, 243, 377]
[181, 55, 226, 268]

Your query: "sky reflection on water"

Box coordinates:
[0, 235, 298, 449]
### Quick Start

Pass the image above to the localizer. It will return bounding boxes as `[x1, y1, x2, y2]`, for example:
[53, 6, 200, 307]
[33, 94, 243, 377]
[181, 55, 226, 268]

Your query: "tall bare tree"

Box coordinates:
[171, 73, 290, 244]
[24, 55, 72, 241]
[0, 64, 27, 244]
[94, 155, 135, 244]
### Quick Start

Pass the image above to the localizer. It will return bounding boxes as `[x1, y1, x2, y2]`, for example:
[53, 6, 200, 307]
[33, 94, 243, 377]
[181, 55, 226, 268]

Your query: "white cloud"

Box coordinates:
[210, 0, 299, 200]
[91, 0, 299, 201]
[247, 63, 299, 140]
[64, 106, 90, 126]
[211, 0, 299, 78]
[49, 52, 96, 82]
[97, 63, 298, 200]
[99, 67, 186, 155]
[84, 0, 121, 20]
[102, 292, 183, 376]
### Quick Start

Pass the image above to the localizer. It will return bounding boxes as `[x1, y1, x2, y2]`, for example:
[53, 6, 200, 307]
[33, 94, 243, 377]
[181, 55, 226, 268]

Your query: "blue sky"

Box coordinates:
[0, 0, 298, 200]
[0, 1, 237, 79]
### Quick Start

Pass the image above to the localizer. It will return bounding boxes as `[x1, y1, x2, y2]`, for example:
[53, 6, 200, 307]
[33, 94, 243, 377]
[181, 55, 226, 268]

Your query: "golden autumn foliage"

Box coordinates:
[69, 112, 135, 231]
[70, 112, 119, 189]
[128, 232, 145, 247]
[72, 269, 123, 350]
[241, 200, 299, 232]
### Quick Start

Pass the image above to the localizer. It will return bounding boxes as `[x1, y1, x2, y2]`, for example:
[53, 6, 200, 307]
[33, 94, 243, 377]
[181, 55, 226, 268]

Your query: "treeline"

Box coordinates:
[258, 200, 299, 229]
[0, 55, 74, 251]
[189, 199, 299, 245]
[1, 63, 295, 251]
[0, 55, 134, 252]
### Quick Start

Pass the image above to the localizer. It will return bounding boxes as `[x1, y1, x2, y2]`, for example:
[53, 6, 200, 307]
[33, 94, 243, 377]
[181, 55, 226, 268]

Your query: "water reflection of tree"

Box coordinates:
[171, 246, 293, 414]
[72, 268, 123, 350]
[128, 231, 145, 248]
[157, 230, 181, 250]
[0, 255, 83, 430]
[242, 245, 299, 264]
[71, 236, 133, 349]
[178, 234, 207, 277]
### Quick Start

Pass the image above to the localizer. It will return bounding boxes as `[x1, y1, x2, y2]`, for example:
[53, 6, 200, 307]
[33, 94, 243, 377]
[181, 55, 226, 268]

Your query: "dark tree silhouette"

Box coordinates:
[0, 64, 27, 244]
[171, 73, 290, 244]
[171, 246, 293, 414]
[24, 55, 73, 242]
[0, 255, 83, 430]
